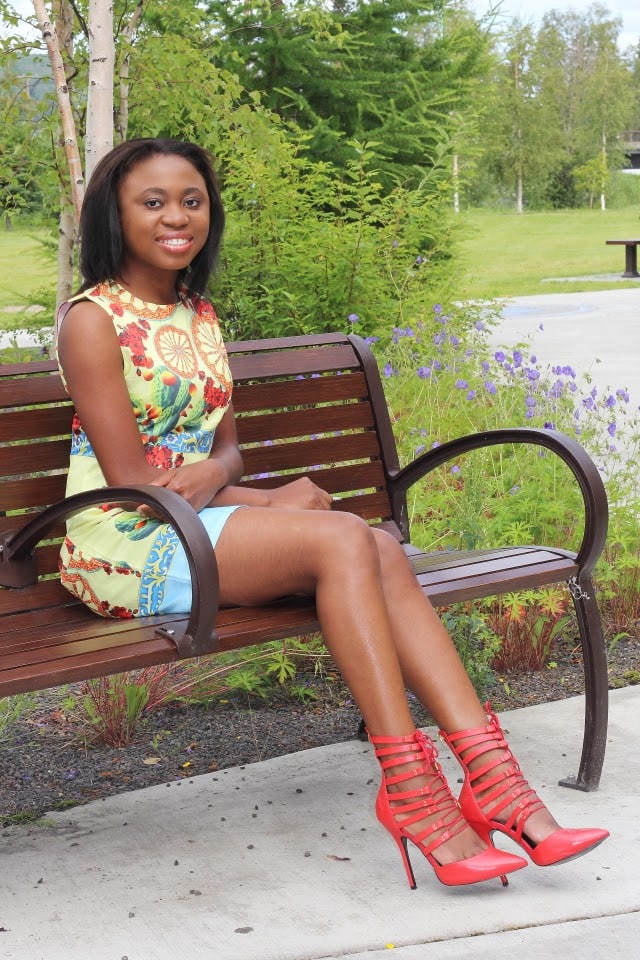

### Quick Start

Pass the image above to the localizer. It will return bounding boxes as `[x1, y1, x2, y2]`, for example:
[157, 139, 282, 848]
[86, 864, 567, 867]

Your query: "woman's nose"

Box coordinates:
[162, 203, 189, 225]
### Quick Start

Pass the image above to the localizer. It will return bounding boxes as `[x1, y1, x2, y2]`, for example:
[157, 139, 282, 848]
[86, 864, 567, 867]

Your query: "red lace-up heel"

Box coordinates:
[369, 729, 527, 889]
[439, 705, 609, 867]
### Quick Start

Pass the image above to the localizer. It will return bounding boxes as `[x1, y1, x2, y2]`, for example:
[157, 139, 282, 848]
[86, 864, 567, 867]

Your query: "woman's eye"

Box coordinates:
[184, 197, 200, 208]
[144, 199, 162, 208]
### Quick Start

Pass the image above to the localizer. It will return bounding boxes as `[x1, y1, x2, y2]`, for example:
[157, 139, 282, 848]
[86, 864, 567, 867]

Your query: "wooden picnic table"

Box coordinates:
[605, 239, 640, 278]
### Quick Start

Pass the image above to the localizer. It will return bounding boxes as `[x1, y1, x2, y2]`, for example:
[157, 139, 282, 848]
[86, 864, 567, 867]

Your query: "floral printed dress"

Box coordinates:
[56, 282, 235, 619]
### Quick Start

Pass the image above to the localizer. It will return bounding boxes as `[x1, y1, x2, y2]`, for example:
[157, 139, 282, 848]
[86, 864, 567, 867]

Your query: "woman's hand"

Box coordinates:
[264, 477, 333, 511]
[140, 459, 227, 516]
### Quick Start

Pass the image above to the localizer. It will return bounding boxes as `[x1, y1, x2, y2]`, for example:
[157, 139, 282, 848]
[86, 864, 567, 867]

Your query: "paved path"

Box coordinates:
[489, 288, 640, 406]
[1, 689, 638, 960]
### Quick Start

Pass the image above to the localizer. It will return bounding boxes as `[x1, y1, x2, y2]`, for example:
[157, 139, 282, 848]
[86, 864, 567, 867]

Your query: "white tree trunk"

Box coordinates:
[516, 170, 524, 214]
[115, 1, 145, 142]
[32, 0, 84, 225]
[56, 203, 75, 305]
[85, 0, 115, 182]
[452, 152, 459, 215]
[600, 132, 607, 212]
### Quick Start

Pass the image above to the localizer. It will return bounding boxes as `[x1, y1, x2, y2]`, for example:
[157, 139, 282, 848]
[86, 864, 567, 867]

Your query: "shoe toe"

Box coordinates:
[531, 827, 610, 867]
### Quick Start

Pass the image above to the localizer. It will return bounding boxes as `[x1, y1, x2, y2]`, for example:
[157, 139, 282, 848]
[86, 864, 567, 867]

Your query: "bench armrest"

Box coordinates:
[0, 485, 219, 657]
[388, 427, 608, 578]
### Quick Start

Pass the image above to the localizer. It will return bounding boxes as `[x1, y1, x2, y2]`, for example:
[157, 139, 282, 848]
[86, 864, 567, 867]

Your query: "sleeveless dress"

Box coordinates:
[56, 281, 240, 619]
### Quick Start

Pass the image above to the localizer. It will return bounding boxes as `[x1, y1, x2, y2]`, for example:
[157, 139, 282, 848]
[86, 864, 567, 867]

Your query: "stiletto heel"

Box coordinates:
[440, 704, 610, 867]
[369, 729, 527, 889]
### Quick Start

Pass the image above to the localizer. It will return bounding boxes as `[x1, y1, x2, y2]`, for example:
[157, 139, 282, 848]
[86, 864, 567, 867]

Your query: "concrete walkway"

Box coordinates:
[1, 688, 638, 960]
[489, 287, 640, 407]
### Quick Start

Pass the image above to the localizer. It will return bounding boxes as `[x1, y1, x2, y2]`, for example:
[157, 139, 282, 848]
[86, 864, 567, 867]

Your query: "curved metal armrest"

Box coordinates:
[390, 427, 608, 577]
[0, 485, 219, 656]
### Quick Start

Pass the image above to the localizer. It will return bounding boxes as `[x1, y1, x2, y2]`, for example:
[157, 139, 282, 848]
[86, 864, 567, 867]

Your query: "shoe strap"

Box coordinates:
[441, 704, 545, 835]
[370, 729, 468, 854]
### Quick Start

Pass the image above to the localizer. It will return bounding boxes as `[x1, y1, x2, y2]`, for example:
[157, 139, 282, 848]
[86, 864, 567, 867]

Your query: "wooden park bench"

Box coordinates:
[0, 333, 609, 791]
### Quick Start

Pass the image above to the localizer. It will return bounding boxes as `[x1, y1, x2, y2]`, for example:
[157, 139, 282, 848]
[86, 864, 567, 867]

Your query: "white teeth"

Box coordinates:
[161, 238, 190, 246]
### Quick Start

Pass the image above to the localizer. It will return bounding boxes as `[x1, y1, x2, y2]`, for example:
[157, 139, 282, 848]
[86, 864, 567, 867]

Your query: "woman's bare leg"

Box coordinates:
[369, 528, 562, 842]
[213, 506, 489, 863]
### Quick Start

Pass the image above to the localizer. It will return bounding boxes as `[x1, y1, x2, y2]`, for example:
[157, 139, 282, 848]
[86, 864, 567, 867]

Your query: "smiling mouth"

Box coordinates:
[157, 237, 193, 249]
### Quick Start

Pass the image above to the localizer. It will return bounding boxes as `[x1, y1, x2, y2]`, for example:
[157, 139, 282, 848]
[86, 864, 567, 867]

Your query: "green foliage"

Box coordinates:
[203, 0, 492, 191]
[595, 524, 640, 640]
[480, 588, 571, 672]
[78, 668, 175, 747]
[165, 636, 330, 705]
[0, 692, 37, 740]
[471, 6, 636, 210]
[441, 607, 501, 698]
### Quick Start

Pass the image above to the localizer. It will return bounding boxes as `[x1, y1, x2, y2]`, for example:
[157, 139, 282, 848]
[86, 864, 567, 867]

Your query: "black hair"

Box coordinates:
[78, 138, 225, 298]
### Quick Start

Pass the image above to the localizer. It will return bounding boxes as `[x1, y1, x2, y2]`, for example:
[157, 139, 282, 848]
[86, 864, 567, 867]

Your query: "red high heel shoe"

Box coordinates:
[439, 704, 610, 867]
[369, 729, 527, 889]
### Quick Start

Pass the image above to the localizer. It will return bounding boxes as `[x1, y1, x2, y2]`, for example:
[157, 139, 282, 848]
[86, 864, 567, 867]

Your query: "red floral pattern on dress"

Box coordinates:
[144, 444, 184, 470]
[118, 320, 152, 369]
[203, 377, 230, 413]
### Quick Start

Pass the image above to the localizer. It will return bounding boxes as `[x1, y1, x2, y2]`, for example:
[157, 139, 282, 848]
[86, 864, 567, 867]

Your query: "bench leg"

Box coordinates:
[623, 244, 639, 278]
[558, 575, 608, 792]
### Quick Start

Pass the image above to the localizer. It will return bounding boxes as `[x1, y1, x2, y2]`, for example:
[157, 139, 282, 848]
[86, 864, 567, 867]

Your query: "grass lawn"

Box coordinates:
[454, 206, 640, 299]
[0, 227, 57, 330]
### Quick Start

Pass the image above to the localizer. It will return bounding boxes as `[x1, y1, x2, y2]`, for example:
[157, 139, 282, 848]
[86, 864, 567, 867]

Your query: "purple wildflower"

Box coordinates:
[484, 381, 497, 395]
[347, 313, 359, 324]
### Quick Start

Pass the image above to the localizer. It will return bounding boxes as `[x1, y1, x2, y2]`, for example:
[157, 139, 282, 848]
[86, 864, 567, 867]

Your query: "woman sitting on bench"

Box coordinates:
[55, 138, 608, 892]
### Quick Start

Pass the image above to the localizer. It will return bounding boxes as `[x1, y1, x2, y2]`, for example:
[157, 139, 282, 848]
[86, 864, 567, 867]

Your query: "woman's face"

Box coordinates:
[117, 152, 211, 282]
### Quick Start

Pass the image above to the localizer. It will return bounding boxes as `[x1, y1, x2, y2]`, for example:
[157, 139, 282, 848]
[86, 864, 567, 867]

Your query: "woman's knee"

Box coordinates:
[371, 528, 413, 578]
[318, 511, 380, 569]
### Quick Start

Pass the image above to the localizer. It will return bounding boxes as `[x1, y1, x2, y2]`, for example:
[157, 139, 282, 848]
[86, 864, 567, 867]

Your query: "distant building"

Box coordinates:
[621, 131, 640, 171]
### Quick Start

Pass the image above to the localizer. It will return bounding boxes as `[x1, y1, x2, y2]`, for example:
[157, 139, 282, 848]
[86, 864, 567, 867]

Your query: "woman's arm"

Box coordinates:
[58, 303, 330, 513]
[57, 301, 160, 487]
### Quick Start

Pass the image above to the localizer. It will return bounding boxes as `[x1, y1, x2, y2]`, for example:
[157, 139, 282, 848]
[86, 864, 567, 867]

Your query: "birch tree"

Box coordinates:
[85, 0, 114, 180]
